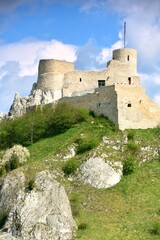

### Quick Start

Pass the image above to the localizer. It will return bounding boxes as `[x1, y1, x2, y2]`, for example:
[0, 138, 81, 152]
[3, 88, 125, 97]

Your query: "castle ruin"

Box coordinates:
[10, 48, 160, 130]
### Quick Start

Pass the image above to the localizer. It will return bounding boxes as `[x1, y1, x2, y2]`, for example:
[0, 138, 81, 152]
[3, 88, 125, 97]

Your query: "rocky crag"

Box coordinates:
[8, 88, 56, 117]
[0, 170, 77, 240]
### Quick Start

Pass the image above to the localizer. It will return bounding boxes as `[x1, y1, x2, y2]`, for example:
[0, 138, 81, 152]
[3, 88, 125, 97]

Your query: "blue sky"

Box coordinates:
[0, 0, 160, 112]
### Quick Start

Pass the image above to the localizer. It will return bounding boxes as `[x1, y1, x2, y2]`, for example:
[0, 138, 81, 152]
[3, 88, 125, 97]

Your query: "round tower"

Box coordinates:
[36, 59, 74, 92]
[112, 48, 137, 74]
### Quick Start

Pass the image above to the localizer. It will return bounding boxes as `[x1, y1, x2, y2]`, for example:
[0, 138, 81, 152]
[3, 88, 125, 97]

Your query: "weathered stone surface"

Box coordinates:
[78, 157, 123, 189]
[0, 233, 21, 240]
[9, 89, 56, 117]
[1, 145, 30, 167]
[0, 171, 25, 212]
[1, 171, 77, 240]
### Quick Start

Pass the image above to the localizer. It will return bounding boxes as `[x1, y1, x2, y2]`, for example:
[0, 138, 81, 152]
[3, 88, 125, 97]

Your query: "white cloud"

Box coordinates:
[0, 38, 77, 112]
[97, 38, 123, 64]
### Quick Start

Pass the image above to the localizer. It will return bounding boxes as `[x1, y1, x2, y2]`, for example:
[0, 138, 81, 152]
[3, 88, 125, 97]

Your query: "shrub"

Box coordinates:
[127, 142, 139, 152]
[0, 166, 6, 177]
[149, 222, 160, 236]
[62, 158, 80, 176]
[48, 103, 88, 135]
[5, 153, 20, 172]
[0, 211, 7, 229]
[78, 222, 88, 230]
[76, 138, 96, 154]
[27, 179, 35, 191]
[127, 131, 135, 140]
[123, 156, 136, 176]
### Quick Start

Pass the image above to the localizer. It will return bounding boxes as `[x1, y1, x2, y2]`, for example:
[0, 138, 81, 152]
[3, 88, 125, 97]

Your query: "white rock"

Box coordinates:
[8, 88, 58, 117]
[1, 145, 30, 166]
[79, 157, 123, 189]
[63, 146, 76, 160]
[1, 171, 77, 240]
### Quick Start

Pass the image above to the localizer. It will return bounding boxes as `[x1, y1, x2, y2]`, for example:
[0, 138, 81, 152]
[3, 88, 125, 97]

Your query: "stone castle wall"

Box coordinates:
[60, 85, 118, 126]
[60, 85, 160, 130]
[30, 47, 160, 130]
[116, 85, 160, 129]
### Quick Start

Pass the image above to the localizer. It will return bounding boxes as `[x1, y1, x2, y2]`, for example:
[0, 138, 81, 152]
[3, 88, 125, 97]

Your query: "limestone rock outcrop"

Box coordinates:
[0, 171, 77, 240]
[0, 145, 30, 167]
[9, 88, 57, 117]
[78, 157, 123, 189]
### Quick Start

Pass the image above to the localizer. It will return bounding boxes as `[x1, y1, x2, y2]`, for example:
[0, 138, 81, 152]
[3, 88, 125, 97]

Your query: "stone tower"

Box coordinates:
[36, 59, 74, 99]
[112, 48, 137, 75]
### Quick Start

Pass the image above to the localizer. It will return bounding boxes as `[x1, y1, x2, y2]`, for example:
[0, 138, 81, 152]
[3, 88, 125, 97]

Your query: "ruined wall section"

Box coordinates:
[60, 85, 118, 126]
[63, 70, 109, 97]
[116, 85, 160, 130]
[63, 48, 140, 97]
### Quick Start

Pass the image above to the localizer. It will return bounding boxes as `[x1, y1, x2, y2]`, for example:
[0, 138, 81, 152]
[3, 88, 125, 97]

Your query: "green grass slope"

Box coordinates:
[0, 104, 160, 239]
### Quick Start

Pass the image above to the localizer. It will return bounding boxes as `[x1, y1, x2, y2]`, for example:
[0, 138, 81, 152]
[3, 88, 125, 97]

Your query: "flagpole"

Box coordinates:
[124, 22, 126, 48]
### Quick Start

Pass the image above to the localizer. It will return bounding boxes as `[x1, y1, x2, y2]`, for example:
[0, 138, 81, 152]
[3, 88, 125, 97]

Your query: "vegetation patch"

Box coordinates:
[0, 211, 8, 229]
[0, 166, 6, 177]
[26, 179, 35, 191]
[75, 138, 96, 154]
[123, 155, 137, 175]
[62, 158, 81, 176]
[5, 153, 20, 172]
[78, 222, 88, 230]
[149, 222, 160, 236]
[126, 141, 139, 152]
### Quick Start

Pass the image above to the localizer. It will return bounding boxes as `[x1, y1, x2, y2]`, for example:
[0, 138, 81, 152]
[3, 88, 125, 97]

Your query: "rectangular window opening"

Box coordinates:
[127, 55, 130, 61]
[98, 80, 105, 88]
[128, 77, 131, 85]
[80, 78, 82, 82]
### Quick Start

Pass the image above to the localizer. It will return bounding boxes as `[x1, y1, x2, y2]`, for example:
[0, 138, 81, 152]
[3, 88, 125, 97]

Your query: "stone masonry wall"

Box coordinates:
[60, 85, 118, 126]
[116, 85, 160, 129]
[36, 59, 74, 92]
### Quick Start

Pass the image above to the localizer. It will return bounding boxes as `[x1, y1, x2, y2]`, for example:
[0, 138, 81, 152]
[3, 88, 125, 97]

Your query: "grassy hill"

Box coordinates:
[0, 104, 160, 239]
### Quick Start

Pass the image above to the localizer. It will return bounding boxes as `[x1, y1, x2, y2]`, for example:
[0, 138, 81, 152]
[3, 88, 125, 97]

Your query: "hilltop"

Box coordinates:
[0, 104, 159, 239]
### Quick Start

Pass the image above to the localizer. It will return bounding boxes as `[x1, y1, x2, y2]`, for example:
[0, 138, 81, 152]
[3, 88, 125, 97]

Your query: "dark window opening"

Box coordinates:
[127, 55, 130, 61]
[98, 80, 105, 88]
[128, 77, 131, 85]
[127, 103, 132, 107]
[80, 78, 82, 82]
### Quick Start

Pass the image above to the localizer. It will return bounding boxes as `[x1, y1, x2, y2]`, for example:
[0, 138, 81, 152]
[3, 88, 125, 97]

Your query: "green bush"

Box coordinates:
[62, 158, 80, 176]
[0, 166, 6, 177]
[5, 154, 20, 172]
[123, 156, 136, 176]
[127, 131, 135, 140]
[127, 142, 139, 152]
[149, 222, 160, 236]
[0, 103, 89, 149]
[47, 103, 88, 135]
[27, 179, 35, 191]
[78, 222, 88, 230]
[0, 211, 7, 229]
[76, 138, 96, 154]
